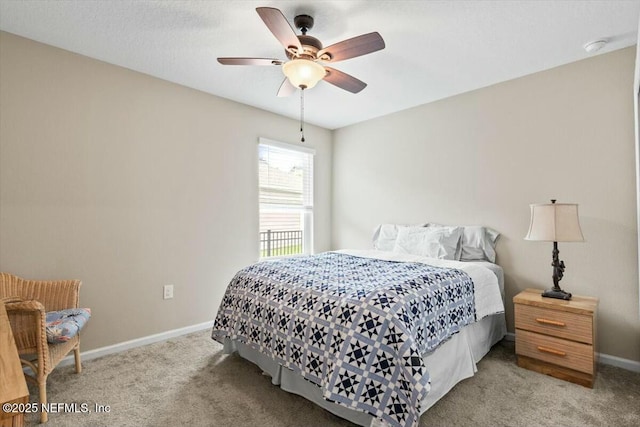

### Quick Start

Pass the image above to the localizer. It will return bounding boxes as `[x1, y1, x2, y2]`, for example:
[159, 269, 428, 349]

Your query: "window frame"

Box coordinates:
[258, 138, 315, 259]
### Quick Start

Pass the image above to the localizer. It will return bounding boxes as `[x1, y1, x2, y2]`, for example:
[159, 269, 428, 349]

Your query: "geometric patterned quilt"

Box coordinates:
[211, 252, 476, 427]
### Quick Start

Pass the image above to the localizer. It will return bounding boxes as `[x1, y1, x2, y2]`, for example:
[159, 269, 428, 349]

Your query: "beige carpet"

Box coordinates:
[24, 330, 640, 426]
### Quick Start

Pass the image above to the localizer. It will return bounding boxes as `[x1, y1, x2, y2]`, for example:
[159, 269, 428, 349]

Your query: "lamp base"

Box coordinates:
[542, 288, 572, 300]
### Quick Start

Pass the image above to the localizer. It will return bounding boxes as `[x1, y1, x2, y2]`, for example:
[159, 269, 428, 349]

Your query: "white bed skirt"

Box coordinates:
[221, 312, 507, 426]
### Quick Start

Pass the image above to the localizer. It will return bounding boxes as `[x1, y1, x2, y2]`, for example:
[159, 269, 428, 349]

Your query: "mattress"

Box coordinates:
[215, 250, 506, 426]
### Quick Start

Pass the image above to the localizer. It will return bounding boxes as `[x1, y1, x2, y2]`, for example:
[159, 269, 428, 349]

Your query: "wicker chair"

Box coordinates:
[0, 273, 85, 423]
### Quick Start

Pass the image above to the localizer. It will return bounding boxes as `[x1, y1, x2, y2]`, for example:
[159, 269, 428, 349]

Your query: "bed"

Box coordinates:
[211, 225, 506, 427]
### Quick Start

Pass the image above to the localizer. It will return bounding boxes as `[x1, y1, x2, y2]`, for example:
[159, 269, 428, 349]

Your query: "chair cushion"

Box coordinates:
[46, 308, 91, 344]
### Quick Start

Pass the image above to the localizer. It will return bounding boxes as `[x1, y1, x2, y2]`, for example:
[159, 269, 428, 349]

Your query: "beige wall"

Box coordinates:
[0, 32, 333, 351]
[332, 47, 640, 362]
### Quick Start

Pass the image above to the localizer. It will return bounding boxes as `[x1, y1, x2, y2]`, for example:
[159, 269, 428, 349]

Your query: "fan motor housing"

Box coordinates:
[286, 35, 323, 60]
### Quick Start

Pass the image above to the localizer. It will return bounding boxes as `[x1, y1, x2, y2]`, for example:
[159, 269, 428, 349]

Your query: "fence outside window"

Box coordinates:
[260, 229, 303, 257]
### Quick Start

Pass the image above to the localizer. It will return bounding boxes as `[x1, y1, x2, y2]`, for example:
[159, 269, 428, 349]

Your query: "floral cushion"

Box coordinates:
[45, 308, 91, 344]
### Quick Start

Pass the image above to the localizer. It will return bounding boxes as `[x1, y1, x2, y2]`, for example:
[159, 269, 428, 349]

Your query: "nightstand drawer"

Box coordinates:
[515, 303, 593, 344]
[516, 329, 594, 374]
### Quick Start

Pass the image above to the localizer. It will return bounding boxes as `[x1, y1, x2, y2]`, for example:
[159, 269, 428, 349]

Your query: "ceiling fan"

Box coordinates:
[217, 7, 385, 97]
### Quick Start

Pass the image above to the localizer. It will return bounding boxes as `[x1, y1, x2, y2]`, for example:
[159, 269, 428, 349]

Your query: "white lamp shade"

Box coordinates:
[282, 59, 326, 89]
[525, 202, 584, 242]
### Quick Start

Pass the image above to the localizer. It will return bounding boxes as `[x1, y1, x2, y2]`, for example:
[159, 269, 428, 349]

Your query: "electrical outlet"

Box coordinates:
[163, 284, 174, 300]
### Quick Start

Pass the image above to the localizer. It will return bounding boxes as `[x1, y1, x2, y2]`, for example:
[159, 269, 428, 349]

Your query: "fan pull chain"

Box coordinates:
[300, 87, 305, 143]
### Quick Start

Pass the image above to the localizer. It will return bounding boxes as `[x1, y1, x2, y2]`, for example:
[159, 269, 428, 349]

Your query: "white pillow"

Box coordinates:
[427, 226, 500, 263]
[459, 226, 500, 263]
[392, 226, 463, 260]
[428, 223, 500, 262]
[373, 224, 406, 251]
[372, 223, 427, 251]
[424, 225, 464, 260]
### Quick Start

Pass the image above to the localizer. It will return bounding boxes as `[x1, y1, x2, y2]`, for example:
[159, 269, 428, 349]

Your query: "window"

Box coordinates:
[258, 138, 314, 258]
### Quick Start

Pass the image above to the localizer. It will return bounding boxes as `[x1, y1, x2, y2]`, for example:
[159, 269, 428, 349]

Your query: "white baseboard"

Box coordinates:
[597, 352, 640, 373]
[58, 320, 215, 367]
[504, 332, 640, 373]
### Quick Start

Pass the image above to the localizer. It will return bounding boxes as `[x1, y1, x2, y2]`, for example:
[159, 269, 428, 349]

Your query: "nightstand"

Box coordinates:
[513, 288, 598, 388]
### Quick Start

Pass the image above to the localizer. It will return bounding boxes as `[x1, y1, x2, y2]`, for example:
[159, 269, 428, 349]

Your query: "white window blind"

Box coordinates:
[258, 138, 314, 258]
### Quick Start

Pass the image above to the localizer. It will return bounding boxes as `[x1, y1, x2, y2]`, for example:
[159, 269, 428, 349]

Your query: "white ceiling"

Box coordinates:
[1, 1, 639, 129]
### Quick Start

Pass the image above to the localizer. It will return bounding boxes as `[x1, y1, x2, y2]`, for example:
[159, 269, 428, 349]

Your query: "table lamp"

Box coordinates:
[524, 199, 584, 300]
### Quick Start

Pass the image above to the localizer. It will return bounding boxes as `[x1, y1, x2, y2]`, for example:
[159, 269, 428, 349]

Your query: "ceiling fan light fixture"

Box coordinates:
[282, 59, 326, 89]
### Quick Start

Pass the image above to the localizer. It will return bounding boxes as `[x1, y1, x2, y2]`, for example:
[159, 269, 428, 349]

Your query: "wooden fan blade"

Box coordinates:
[256, 7, 302, 53]
[217, 57, 282, 66]
[318, 32, 385, 63]
[277, 78, 297, 97]
[323, 67, 367, 93]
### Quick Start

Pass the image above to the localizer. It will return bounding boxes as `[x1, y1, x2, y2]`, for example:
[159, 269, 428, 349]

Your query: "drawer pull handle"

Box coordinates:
[535, 318, 566, 327]
[537, 346, 566, 357]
